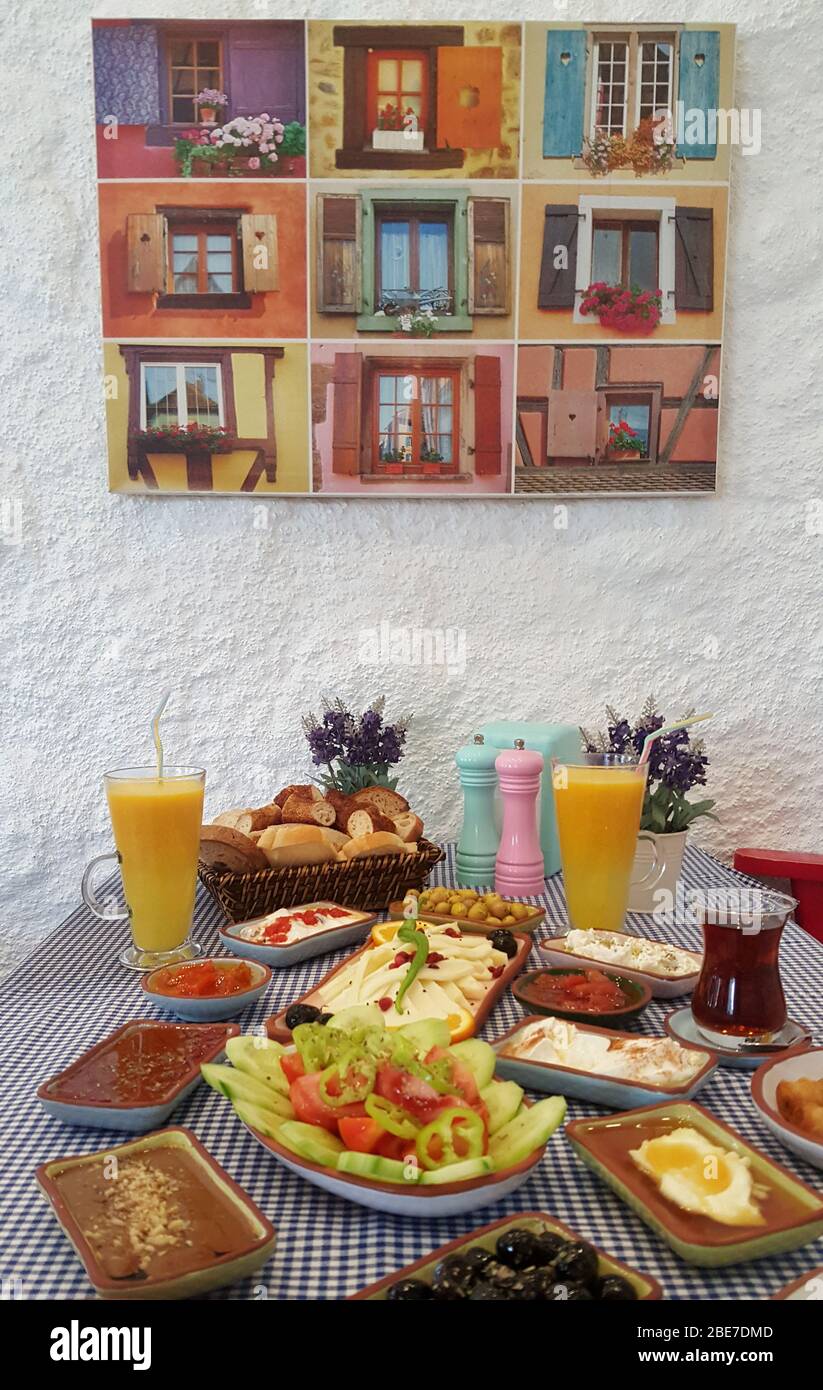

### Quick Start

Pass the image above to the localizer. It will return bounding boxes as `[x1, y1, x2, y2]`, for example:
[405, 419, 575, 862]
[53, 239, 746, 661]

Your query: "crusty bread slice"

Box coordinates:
[392, 811, 424, 844]
[213, 803, 282, 835]
[281, 793, 336, 827]
[274, 783, 322, 809]
[199, 825, 269, 873]
[339, 831, 411, 860]
[325, 789, 363, 833]
[257, 823, 339, 867]
[351, 786, 409, 818]
[346, 807, 397, 839]
[319, 827, 351, 849]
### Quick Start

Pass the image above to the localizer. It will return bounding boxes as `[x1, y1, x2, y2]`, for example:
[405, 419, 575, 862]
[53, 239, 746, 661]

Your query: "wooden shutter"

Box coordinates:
[675, 208, 714, 311]
[548, 389, 597, 460]
[317, 195, 361, 313]
[473, 355, 502, 476]
[542, 29, 587, 158]
[467, 198, 509, 315]
[126, 214, 166, 293]
[240, 215, 279, 292]
[538, 206, 579, 309]
[331, 353, 362, 475]
[436, 47, 502, 150]
[676, 32, 720, 159]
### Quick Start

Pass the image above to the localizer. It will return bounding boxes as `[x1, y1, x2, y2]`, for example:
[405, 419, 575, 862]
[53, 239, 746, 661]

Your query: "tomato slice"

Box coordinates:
[338, 1116, 384, 1153]
[280, 1052, 306, 1085]
[289, 1073, 367, 1134]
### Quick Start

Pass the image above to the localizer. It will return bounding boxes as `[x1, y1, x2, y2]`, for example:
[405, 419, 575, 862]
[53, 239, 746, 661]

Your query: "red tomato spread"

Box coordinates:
[150, 959, 254, 998]
[525, 969, 631, 1013]
[46, 1023, 231, 1106]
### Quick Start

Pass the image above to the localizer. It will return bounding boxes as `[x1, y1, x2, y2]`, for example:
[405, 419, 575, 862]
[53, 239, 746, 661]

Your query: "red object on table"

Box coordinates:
[734, 849, 823, 944]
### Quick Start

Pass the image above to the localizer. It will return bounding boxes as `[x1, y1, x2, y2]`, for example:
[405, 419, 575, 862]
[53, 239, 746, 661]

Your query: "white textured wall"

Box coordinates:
[2, 1, 822, 978]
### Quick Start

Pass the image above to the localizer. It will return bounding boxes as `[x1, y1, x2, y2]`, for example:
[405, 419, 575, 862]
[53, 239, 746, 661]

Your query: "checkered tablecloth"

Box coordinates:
[2, 845, 821, 1302]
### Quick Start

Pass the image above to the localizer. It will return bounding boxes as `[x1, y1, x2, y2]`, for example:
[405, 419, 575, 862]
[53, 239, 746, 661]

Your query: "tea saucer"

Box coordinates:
[664, 1007, 812, 1070]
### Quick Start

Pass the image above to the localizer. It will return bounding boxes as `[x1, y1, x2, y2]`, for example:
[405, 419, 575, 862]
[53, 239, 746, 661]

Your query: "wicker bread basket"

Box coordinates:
[198, 838, 445, 922]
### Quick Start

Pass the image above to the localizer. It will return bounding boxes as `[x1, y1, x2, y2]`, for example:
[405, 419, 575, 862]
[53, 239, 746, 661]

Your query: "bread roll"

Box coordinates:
[213, 803, 281, 835]
[339, 831, 412, 860]
[319, 827, 351, 849]
[199, 825, 269, 873]
[351, 786, 409, 818]
[257, 823, 339, 867]
[325, 788, 363, 833]
[392, 811, 424, 844]
[281, 793, 336, 827]
[274, 783, 322, 809]
[346, 808, 397, 839]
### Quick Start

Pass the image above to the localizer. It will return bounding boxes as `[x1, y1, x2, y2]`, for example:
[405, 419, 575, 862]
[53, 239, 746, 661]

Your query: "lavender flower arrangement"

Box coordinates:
[302, 697, 413, 795]
[580, 696, 717, 835]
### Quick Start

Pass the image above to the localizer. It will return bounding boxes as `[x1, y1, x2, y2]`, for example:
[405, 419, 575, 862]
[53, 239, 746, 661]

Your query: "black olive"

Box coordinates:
[284, 1003, 325, 1030]
[532, 1231, 570, 1266]
[597, 1275, 638, 1301]
[529, 1268, 563, 1299]
[490, 929, 518, 958]
[482, 1260, 521, 1291]
[460, 1247, 496, 1278]
[386, 1278, 434, 1301]
[544, 1280, 594, 1301]
[469, 1280, 510, 1300]
[511, 1272, 543, 1300]
[495, 1227, 541, 1269]
[552, 1240, 600, 1289]
[432, 1255, 475, 1299]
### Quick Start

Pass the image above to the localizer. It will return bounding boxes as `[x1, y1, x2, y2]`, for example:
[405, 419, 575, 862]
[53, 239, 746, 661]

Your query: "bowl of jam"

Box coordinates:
[512, 967, 651, 1026]
[141, 957, 271, 1021]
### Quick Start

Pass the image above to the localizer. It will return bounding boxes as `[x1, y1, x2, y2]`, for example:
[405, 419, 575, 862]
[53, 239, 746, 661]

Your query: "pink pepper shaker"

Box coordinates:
[494, 740, 546, 897]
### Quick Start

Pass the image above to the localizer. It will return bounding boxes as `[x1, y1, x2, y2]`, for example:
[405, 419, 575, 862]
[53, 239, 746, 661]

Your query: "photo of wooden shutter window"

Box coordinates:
[331, 352, 363, 474]
[317, 195, 362, 313]
[240, 214, 279, 292]
[542, 29, 587, 158]
[473, 355, 502, 476]
[548, 390, 598, 460]
[676, 32, 720, 159]
[127, 214, 167, 293]
[467, 198, 509, 315]
[538, 205, 579, 309]
[674, 207, 714, 311]
[436, 47, 502, 150]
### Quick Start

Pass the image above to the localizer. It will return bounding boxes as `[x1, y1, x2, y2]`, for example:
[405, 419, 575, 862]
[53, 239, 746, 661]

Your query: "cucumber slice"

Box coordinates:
[395, 1018, 451, 1053]
[326, 1005, 385, 1033]
[277, 1120, 344, 1168]
[225, 1035, 289, 1095]
[480, 1079, 524, 1136]
[449, 1038, 496, 1088]
[488, 1096, 567, 1171]
[419, 1156, 493, 1185]
[233, 1099, 288, 1142]
[337, 1151, 417, 1185]
[201, 1063, 294, 1119]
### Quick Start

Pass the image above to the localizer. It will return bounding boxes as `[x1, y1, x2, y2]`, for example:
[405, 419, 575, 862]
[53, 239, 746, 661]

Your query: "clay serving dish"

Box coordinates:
[770, 1265, 823, 1300]
[36, 1127, 275, 1299]
[389, 898, 545, 935]
[220, 901, 377, 967]
[512, 967, 652, 1027]
[566, 1100, 823, 1267]
[751, 1046, 823, 1172]
[491, 1015, 718, 1109]
[540, 930, 702, 999]
[141, 957, 271, 1021]
[348, 1211, 662, 1299]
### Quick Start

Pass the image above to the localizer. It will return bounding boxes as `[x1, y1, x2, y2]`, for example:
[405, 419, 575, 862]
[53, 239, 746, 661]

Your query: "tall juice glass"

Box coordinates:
[551, 754, 661, 933]
[82, 767, 205, 970]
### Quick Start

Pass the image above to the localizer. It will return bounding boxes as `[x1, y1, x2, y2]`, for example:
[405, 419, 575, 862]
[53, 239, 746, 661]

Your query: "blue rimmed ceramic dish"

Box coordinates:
[219, 902, 377, 968]
[141, 957, 271, 1021]
[491, 1015, 718, 1109]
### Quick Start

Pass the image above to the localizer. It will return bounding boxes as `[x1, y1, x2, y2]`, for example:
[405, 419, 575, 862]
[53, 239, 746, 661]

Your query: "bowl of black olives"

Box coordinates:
[350, 1212, 662, 1300]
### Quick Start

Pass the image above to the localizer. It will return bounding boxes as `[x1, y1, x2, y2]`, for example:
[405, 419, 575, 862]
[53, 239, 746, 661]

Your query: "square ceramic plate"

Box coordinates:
[348, 1211, 662, 1299]
[751, 1046, 823, 1171]
[491, 1015, 718, 1109]
[540, 931, 702, 999]
[566, 1100, 823, 1267]
[219, 901, 377, 967]
[389, 898, 545, 935]
[265, 924, 532, 1043]
[37, 1020, 239, 1132]
[36, 1127, 275, 1299]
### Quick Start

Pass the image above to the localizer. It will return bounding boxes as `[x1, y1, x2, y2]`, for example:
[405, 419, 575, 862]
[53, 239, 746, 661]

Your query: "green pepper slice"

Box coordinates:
[415, 1107, 485, 1171]
[365, 1093, 420, 1139]
[394, 922, 429, 1015]
[318, 1052, 376, 1108]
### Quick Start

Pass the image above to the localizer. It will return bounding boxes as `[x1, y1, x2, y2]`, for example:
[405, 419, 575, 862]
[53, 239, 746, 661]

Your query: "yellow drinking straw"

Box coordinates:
[639, 712, 713, 765]
[151, 690, 172, 779]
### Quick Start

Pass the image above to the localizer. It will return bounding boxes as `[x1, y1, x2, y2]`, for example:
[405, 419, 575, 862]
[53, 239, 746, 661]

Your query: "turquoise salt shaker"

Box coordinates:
[455, 734, 500, 888]
[494, 740, 546, 897]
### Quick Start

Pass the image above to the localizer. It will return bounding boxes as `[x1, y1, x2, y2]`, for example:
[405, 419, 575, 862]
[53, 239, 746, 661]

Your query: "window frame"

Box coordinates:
[370, 363, 461, 472]
[600, 385, 662, 463]
[167, 34, 224, 129]
[139, 360, 226, 430]
[588, 29, 678, 141]
[591, 217, 660, 289]
[574, 194, 677, 325]
[635, 36, 675, 128]
[590, 37, 630, 138]
[356, 189, 473, 333]
[374, 204, 455, 310]
[366, 49, 429, 141]
[167, 221, 240, 296]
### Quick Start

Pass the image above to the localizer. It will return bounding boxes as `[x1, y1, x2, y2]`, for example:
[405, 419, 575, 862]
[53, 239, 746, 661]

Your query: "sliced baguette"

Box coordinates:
[280, 793, 336, 828]
[273, 783, 322, 809]
[346, 807, 397, 839]
[392, 811, 424, 844]
[319, 827, 351, 849]
[339, 831, 411, 860]
[257, 823, 339, 867]
[351, 786, 409, 818]
[213, 803, 282, 835]
[325, 789, 363, 833]
[199, 825, 269, 873]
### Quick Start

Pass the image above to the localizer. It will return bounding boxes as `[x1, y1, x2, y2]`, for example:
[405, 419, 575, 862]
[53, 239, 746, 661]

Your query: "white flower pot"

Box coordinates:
[372, 129, 425, 152]
[628, 829, 688, 914]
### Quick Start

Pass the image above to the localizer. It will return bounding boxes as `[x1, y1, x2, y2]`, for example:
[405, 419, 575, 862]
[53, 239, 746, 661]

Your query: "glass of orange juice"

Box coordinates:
[552, 754, 663, 934]
[82, 767, 205, 970]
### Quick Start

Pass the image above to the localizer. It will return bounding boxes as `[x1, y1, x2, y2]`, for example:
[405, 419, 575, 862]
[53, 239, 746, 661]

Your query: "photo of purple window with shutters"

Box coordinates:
[93, 20, 307, 180]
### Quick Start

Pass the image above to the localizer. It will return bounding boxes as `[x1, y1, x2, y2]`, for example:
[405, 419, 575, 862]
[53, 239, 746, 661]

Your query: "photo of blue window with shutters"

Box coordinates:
[522, 23, 735, 183]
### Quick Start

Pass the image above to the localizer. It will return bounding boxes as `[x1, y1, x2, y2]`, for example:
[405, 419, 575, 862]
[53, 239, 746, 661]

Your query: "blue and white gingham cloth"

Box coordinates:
[2, 845, 821, 1301]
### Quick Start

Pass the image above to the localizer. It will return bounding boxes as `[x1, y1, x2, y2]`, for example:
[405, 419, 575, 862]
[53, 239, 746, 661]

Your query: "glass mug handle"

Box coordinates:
[631, 832, 664, 889]
[81, 852, 129, 922]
